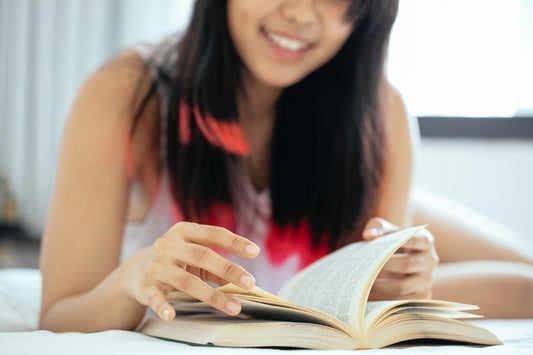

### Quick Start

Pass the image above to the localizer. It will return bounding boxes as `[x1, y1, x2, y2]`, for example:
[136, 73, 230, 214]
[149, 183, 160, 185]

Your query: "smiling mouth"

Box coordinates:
[262, 28, 312, 52]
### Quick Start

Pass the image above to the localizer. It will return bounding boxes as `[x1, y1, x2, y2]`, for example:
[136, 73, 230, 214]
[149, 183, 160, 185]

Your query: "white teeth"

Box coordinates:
[265, 31, 309, 51]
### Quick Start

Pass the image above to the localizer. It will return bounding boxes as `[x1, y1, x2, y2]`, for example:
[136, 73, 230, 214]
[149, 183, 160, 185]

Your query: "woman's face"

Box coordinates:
[227, 0, 354, 89]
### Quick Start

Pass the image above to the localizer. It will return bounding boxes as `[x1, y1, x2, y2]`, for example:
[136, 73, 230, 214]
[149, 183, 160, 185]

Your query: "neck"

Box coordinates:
[238, 69, 282, 123]
[237, 70, 281, 192]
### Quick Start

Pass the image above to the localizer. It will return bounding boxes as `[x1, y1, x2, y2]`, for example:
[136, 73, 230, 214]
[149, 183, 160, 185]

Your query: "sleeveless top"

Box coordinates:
[121, 33, 305, 294]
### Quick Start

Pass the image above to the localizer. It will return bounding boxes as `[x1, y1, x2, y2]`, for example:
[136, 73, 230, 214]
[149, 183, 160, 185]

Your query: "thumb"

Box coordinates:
[362, 217, 400, 241]
[148, 294, 176, 321]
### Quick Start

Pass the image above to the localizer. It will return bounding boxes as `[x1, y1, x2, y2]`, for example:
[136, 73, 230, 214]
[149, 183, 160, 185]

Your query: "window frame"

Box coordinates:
[418, 116, 533, 139]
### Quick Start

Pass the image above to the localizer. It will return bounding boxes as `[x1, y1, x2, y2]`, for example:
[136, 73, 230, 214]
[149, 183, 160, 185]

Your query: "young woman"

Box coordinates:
[39, 0, 533, 333]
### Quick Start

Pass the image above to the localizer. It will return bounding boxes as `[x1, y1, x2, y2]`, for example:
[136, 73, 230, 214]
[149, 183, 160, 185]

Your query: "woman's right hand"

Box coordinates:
[124, 222, 260, 321]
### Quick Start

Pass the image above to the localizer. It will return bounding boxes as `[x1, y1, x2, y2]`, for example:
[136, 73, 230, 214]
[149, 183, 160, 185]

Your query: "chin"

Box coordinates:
[265, 77, 301, 89]
[255, 68, 307, 89]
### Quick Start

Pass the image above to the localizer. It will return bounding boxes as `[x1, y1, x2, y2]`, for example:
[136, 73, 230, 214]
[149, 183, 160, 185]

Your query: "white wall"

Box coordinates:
[416, 139, 533, 239]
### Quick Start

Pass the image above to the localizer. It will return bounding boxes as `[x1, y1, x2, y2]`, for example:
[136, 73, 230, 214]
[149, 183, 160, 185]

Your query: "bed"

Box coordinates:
[1, 268, 532, 354]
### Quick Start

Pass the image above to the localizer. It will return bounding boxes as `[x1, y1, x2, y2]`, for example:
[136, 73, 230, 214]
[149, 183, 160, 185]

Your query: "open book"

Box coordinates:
[140, 226, 502, 350]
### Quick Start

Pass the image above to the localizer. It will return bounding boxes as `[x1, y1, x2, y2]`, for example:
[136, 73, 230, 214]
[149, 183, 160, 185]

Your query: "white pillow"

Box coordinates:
[0, 269, 41, 332]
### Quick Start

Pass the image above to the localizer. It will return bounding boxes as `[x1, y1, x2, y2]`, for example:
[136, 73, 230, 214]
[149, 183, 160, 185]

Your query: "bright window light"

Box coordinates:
[388, 0, 532, 117]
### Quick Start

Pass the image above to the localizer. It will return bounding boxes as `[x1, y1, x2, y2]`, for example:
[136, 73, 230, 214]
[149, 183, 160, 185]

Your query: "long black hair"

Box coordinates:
[131, 0, 399, 251]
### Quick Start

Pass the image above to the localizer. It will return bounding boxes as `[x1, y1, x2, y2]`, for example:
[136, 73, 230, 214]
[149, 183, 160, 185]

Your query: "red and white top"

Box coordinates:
[121, 33, 328, 295]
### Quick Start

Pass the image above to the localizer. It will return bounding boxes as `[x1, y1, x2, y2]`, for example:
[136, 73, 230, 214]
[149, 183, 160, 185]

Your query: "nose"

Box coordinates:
[280, 0, 318, 26]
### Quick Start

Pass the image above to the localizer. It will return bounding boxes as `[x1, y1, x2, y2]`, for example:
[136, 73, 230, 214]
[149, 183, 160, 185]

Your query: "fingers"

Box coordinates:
[380, 229, 438, 277]
[153, 222, 257, 290]
[140, 287, 176, 321]
[132, 222, 259, 320]
[362, 217, 400, 240]
[399, 229, 434, 252]
[364, 222, 439, 301]
[172, 222, 260, 258]
[380, 252, 428, 275]
[172, 243, 255, 290]
[163, 268, 242, 316]
[133, 222, 260, 320]
[186, 265, 228, 286]
[370, 273, 433, 300]
[139, 268, 242, 319]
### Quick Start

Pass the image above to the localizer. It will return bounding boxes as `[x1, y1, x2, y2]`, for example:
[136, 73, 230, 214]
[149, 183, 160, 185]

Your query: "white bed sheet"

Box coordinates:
[1, 269, 532, 355]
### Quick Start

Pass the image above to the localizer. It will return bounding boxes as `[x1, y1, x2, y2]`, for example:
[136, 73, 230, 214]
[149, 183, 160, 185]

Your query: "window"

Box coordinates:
[388, 0, 533, 118]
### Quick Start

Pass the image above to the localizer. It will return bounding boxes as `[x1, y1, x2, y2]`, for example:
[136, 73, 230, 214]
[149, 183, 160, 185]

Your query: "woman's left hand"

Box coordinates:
[362, 217, 439, 300]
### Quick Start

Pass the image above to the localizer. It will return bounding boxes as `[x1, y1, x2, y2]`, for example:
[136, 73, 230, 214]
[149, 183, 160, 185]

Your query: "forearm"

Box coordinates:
[433, 261, 533, 318]
[413, 187, 533, 265]
[40, 259, 147, 333]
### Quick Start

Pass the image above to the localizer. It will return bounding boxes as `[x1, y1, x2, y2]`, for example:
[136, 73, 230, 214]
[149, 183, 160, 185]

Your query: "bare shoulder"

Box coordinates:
[380, 81, 421, 163]
[382, 82, 418, 142]
[71, 49, 158, 132]
[64, 49, 161, 195]
[374, 81, 418, 226]
[382, 81, 407, 115]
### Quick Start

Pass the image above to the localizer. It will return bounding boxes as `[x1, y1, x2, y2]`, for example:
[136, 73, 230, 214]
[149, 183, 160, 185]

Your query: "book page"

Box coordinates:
[363, 300, 481, 331]
[142, 314, 360, 350]
[277, 226, 423, 336]
[366, 314, 502, 348]
[169, 289, 357, 338]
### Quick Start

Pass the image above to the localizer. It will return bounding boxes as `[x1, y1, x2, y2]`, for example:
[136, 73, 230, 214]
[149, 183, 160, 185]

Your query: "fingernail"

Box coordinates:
[365, 228, 382, 237]
[162, 309, 170, 320]
[226, 302, 240, 315]
[245, 244, 260, 255]
[240, 274, 255, 288]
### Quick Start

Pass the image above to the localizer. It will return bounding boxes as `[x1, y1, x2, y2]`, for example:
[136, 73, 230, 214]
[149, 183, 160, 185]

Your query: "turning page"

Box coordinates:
[277, 226, 424, 335]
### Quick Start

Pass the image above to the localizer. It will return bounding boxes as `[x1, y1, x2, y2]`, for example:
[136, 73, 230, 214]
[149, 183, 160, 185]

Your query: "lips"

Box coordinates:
[263, 29, 311, 52]
[261, 28, 314, 61]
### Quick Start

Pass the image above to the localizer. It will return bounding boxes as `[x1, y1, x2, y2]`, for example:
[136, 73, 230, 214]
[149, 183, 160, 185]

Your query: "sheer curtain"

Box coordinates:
[0, 0, 193, 235]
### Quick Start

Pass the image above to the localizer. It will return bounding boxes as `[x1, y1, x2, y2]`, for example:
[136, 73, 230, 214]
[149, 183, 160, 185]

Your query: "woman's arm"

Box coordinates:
[374, 82, 417, 228]
[365, 82, 439, 300]
[413, 187, 533, 318]
[413, 187, 533, 266]
[365, 81, 533, 317]
[39, 51, 155, 331]
[40, 51, 260, 332]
